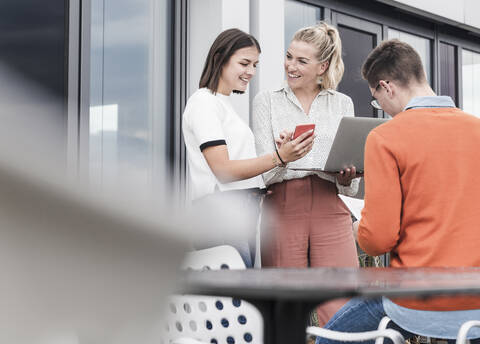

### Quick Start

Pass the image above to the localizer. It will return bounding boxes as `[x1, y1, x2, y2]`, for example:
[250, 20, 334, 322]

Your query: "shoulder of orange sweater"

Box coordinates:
[455, 107, 480, 122]
[367, 113, 415, 148]
[365, 120, 397, 147]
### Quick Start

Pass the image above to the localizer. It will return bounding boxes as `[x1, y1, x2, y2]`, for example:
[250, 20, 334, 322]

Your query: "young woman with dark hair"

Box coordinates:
[182, 28, 314, 267]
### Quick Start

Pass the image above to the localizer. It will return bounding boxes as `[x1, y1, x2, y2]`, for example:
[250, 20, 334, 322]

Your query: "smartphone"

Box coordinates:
[292, 124, 315, 140]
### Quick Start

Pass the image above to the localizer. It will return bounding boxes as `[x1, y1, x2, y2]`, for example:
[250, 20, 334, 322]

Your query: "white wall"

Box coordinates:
[465, 0, 480, 30]
[249, 0, 285, 124]
[188, 0, 250, 123]
[381, 0, 480, 31]
[188, 0, 287, 125]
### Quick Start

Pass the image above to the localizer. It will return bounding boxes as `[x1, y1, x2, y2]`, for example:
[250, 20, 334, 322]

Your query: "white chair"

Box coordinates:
[375, 316, 394, 344]
[163, 245, 263, 344]
[457, 320, 480, 344]
[307, 316, 405, 344]
[181, 245, 246, 270]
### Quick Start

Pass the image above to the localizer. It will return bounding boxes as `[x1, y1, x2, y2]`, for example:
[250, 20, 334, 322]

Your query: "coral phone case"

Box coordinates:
[292, 124, 315, 139]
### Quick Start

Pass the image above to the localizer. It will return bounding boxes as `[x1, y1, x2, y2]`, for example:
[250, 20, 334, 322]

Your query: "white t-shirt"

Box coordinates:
[182, 88, 265, 201]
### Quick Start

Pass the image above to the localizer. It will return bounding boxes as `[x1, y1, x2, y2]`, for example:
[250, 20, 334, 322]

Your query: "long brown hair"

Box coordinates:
[199, 28, 261, 94]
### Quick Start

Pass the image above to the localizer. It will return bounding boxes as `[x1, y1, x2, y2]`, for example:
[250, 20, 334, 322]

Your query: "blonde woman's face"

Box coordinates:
[285, 40, 328, 91]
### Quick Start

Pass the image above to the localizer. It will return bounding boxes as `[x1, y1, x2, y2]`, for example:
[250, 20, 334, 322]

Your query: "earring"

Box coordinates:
[317, 76, 323, 85]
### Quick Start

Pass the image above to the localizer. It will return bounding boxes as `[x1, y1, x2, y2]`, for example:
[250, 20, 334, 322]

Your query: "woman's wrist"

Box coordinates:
[271, 151, 285, 167]
[275, 147, 287, 166]
[271, 152, 281, 167]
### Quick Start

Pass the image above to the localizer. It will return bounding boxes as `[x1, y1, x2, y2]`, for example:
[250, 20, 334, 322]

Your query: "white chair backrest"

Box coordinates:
[307, 326, 404, 344]
[164, 295, 262, 344]
[457, 320, 480, 344]
[181, 245, 246, 270]
[164, 245, 263, 344]
[375, 316, 393, 344]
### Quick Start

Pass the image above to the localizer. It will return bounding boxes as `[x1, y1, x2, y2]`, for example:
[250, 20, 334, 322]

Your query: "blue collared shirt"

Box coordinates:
[404, 95, 456, 111]
[383, 95, 480, 340]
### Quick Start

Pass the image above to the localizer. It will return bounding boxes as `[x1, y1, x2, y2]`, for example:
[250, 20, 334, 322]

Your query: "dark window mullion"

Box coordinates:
[457, 45, 463, 109]
[433, 27, 439, 94]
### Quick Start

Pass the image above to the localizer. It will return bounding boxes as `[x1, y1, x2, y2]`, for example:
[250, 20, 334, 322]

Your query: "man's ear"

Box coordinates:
[381, 80, 393, 97]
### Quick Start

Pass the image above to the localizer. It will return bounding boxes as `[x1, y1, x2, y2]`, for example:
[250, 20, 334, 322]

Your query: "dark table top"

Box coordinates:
[179, 267, 480, 301]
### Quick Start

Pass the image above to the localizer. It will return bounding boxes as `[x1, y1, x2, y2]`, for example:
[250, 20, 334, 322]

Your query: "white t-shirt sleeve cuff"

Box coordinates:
[199, 139, 227, 151]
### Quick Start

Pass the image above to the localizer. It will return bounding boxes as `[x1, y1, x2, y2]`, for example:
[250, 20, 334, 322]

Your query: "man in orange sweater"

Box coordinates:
[316, 39, 480, 343]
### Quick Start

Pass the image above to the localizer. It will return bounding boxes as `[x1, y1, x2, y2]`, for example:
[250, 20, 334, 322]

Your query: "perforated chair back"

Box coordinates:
[181, 245, 246, 270]
[163, 246, 263, 344]
[165, 295, 262, 344]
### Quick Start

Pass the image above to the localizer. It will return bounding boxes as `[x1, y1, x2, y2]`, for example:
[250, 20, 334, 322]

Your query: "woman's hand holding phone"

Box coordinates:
[275, 130, 292, 149]
[276, 129, 315, 164]
[292, 124, 315, 140]
[276, 123, 315, 149]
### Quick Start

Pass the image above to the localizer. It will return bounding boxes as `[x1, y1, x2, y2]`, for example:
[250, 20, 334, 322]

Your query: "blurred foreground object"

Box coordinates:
[0, 147, 187, 343]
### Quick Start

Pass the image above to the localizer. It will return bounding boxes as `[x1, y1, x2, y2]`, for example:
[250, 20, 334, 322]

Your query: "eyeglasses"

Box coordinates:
[370, 81, 389, 110]
[370, 99, 382, 110]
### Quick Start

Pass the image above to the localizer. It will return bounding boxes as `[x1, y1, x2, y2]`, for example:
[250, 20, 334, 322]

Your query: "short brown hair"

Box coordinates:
[199, 28, 261, 94]
[361, 39, 426, 88]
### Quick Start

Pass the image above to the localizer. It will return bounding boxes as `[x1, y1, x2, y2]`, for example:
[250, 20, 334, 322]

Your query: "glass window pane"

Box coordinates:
[89, 0, 171, 191]
[0, 0, 67, 165]
[284, 0, 321, 51]
[388, 28, 432, 86]
[462, 49, 480, 117]
[439, 42, 457, 105]
[337, 25, 377, 117]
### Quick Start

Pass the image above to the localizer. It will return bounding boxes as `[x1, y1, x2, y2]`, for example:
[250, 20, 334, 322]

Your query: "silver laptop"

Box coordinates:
[289, 116, 389, 173]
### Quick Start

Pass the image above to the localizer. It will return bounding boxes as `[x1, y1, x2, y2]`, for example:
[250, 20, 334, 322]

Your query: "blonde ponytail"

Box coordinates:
[292, 22, 344, 90]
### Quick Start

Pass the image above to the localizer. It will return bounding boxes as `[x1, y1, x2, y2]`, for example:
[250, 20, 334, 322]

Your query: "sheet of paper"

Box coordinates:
[338, 194, 364, 221]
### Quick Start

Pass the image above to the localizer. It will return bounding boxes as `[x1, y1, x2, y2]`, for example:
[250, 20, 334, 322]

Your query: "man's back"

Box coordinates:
[358, 107, 480, 268]
[317, 39, 480, 340]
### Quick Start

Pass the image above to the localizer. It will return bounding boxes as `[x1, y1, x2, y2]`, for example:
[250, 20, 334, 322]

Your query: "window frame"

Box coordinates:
[172, 0, 188, 199]
[290, 0, 480, 112]
[74, 0, 183, 193]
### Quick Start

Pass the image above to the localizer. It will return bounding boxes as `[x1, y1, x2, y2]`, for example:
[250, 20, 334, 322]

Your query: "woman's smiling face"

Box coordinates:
[285, 40, 328, 91]
[217, 46, 259, 95]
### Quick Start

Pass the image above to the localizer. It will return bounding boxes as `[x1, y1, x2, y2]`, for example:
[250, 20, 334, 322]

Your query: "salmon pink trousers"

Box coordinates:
[261, 175, 359, 326]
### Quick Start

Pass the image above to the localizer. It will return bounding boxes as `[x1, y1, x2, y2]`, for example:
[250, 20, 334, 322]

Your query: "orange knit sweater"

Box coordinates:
[358, 107, 480, 310]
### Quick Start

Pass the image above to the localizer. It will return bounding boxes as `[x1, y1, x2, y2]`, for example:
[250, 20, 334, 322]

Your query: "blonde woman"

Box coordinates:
[252, 22, 360, 324]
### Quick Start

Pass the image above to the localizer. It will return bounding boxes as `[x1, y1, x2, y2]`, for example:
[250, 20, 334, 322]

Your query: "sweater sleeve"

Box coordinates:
[357, 130, 402, 256]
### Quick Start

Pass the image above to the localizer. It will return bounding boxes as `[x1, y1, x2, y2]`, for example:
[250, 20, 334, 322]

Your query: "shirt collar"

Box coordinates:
[274, 81, 334, 96]
[404, 96, 456, 111]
